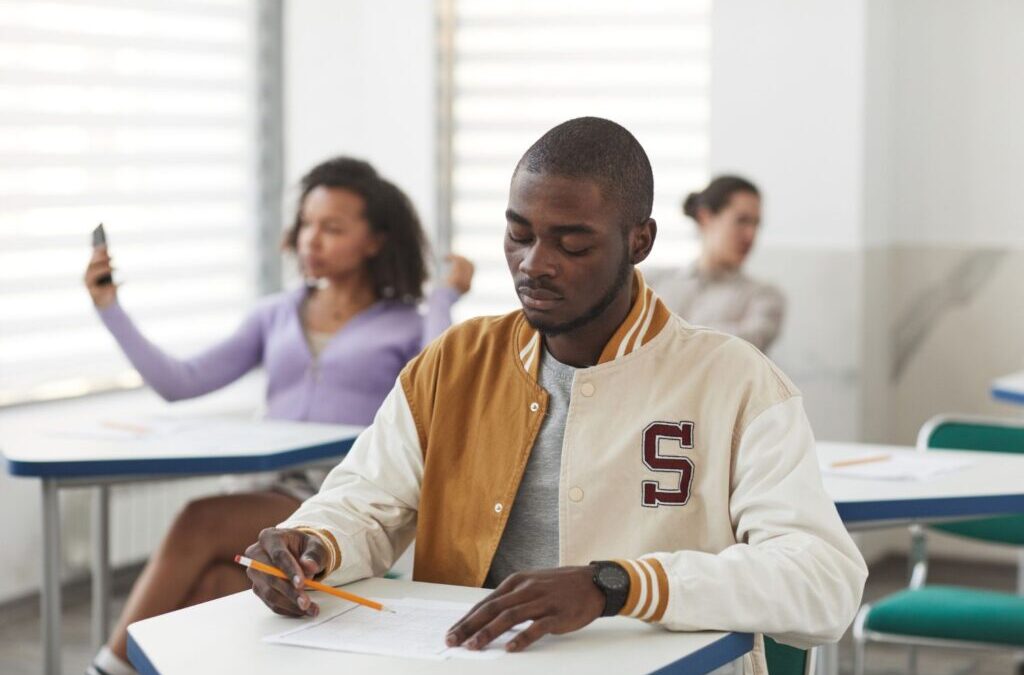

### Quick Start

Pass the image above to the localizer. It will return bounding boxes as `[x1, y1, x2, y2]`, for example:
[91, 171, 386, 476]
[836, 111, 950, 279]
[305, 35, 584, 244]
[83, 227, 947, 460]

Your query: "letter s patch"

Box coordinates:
[641, 421, 695, 507]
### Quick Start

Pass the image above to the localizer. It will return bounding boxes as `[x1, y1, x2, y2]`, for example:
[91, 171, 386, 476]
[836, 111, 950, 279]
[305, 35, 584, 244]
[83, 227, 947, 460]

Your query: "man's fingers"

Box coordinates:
[447, 589, 538, 649]
[463, 601, 547, 651]
[263, 584, 312, 618]
[243, 541, 265, 561]
[248, 567, 295, 601]
[446, 584, 526, 646]
[259, 529, 307, 588]
[298, 536, 327, 578]
[506, 617, 556, 652]
[249, 566, 318, 616]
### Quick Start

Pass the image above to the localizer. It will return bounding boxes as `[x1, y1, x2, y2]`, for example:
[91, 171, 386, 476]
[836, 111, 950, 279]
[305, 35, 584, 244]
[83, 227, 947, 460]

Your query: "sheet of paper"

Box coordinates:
[821, 453, 975, 481]
[264, 598, 525, 661]
[45, 415, 312, 453]
[46, 417, 201, 441]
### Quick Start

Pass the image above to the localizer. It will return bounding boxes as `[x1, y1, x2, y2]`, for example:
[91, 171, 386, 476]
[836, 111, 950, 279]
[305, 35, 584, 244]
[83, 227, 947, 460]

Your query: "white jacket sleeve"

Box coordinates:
[615, 397, 867, 648]
[278, 384, 423, 586]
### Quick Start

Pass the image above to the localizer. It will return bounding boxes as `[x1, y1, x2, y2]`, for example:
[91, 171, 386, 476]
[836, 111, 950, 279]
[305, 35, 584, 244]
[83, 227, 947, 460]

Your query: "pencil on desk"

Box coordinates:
[100, 420, 151, 434]
[830, 453, 891, 469]
[234, 555, 391, 613]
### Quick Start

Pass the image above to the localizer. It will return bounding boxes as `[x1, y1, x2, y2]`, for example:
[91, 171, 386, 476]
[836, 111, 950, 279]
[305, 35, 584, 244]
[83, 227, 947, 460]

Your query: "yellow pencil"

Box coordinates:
[234, 555, 391, 612]
[830, 453, 891, 468]
[101, 420, 151, 434]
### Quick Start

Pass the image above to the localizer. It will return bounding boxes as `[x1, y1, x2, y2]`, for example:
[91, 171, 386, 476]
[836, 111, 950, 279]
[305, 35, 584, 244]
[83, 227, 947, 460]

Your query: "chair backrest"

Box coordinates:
[918, 414, 1024, 545]
[764, 637, 811, 675]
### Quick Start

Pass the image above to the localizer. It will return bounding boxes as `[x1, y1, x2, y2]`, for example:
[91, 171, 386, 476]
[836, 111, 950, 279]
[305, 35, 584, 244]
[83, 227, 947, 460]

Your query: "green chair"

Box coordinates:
[852, 414, 1024, 675]
[765, 636, 814, 675]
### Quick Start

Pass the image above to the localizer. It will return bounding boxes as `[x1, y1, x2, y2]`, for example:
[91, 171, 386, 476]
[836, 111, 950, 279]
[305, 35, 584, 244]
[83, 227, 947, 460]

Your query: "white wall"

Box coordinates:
[889, 0, 1024, 247]
[711, 0, 869, 442]
[713, 0, 1024, 564]
[711, 0, 867, 251]
[284, 0, 437, 239]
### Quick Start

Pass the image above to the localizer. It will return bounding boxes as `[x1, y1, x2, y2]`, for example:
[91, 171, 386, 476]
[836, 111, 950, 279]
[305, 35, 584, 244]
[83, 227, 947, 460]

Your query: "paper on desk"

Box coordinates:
[45, 415, 312, 452]
[264, 598, 525, 661]
[821, 453, 975, 481]
[46, 417, 200, 441]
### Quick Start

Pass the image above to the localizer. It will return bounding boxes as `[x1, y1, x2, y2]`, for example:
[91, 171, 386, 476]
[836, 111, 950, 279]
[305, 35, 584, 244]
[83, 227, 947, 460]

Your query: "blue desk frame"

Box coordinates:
[992, 384, 1024, 406]
[836, 492, 1024, 525]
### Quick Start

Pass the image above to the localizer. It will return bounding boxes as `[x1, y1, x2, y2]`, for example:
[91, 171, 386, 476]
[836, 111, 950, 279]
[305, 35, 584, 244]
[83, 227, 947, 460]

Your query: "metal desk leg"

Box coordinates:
[816, 642, 839, 675]
[41, 479, 62, 675]
[1016, 551, 1024, 673]
[92, 485, 111, 649]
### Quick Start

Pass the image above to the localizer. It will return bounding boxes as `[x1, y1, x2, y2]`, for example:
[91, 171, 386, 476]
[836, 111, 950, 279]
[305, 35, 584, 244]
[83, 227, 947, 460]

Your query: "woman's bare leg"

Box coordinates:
[106, 490, 300, 659]
[182, 561, 252, 606]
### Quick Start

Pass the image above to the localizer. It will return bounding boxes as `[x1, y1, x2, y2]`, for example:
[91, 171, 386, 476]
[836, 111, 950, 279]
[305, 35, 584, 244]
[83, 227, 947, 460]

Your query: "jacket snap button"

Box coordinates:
[529, 402, 540, 412]
[494, 502, 503, 513]
[580, 383, 595, 397]
[569, 487, 584, 502]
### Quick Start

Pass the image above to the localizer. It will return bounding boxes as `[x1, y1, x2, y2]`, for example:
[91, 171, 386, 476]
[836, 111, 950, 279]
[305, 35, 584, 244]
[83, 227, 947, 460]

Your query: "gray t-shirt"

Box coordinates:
[485, 348, 575, 587]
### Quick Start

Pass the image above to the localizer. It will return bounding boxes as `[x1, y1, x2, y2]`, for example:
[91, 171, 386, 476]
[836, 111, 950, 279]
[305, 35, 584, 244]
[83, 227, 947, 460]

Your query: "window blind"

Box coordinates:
[447, 0, 711, 320]
[0, 0, 260, 405]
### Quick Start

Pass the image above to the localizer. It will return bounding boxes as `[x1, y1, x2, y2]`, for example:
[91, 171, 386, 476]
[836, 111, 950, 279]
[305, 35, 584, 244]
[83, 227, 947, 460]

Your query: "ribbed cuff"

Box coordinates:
[295, 527, 342, 579]
[614, 558, 669, 622]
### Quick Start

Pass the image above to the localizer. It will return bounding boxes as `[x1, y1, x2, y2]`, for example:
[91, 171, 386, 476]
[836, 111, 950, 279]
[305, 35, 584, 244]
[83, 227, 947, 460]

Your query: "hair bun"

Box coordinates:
[682, 192, 701, 219]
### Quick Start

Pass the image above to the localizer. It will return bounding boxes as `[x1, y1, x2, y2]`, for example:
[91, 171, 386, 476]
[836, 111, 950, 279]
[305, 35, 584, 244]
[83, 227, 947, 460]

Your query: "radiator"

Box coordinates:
[61, 477, 225, 571]
[109, 478, 223, 566]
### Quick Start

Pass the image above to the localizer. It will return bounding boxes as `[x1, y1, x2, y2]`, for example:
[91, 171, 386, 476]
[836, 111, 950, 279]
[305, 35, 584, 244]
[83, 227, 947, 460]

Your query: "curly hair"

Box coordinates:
[283, 157, 429, 302]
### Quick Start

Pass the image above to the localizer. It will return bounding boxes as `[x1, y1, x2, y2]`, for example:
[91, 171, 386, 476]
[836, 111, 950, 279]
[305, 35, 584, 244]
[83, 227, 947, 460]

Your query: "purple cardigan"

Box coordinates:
[97, 286, 459, 425]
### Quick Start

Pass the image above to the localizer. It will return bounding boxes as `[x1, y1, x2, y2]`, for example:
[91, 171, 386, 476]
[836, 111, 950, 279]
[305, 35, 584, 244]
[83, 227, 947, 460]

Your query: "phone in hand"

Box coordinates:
[91, 223, 113, 286]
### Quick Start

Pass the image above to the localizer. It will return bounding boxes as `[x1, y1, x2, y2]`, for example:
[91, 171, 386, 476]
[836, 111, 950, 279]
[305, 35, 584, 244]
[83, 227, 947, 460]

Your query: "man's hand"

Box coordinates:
[245, 528, 328, 618]
[445, 566, 605, 652]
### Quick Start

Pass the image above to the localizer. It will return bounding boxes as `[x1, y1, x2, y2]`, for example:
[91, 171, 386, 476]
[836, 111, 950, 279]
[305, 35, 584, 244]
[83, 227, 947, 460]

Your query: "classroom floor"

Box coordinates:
[0, 556, 1018, 675]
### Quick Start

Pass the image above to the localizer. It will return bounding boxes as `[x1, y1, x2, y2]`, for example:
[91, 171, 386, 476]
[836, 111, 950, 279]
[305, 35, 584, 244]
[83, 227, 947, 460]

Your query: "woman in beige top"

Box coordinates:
[646, 175, 785, 352]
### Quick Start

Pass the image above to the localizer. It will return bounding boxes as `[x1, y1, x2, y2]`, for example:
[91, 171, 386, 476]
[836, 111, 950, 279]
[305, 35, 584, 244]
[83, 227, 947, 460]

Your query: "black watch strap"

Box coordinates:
[590, 560, 630, 617]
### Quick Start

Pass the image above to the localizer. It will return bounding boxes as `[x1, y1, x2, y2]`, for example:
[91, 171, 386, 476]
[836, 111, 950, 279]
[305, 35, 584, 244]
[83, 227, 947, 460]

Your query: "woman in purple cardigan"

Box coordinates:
[82, 157, 473, 675]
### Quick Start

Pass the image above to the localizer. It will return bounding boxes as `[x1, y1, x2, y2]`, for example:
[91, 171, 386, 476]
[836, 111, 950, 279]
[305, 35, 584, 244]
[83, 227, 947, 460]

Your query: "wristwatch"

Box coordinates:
[590, 560, 630, 617]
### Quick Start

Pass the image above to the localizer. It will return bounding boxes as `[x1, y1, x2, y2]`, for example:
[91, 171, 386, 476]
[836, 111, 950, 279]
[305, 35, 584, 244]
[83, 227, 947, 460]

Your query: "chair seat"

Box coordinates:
[865, 585, 1024, 647]
[932, 515, 1024, 545]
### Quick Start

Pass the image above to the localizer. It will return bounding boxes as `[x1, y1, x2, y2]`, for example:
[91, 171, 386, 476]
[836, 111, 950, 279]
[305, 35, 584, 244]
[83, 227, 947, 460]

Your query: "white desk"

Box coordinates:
[992, 370, 1024, 406]
[816, 441, 1024, 675]
[819, 441, 1024, 530]
[127, 578, 753, 675]
[1, 407, 361, 675]
[125, 442, 1024, 675]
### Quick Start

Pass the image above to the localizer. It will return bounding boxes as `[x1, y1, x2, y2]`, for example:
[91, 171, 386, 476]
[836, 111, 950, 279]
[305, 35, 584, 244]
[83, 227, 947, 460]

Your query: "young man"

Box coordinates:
[246, 117, 867, 673]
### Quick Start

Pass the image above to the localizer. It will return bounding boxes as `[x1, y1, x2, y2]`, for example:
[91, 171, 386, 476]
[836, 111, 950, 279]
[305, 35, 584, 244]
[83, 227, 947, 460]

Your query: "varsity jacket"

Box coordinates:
[280, 271, 868, 674]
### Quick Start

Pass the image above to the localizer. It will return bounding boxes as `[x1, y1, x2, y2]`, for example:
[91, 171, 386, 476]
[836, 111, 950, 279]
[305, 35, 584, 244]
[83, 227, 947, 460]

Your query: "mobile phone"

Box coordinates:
[91, 223, 113, 286]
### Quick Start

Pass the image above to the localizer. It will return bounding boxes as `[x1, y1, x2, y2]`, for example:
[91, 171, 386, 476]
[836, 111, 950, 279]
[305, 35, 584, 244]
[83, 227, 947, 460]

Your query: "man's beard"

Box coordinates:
[525, 249, 633, 337]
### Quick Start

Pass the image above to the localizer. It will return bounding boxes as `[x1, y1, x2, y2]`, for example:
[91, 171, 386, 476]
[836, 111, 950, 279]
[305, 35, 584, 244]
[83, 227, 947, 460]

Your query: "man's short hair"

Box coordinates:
[514, 117, 654, 227]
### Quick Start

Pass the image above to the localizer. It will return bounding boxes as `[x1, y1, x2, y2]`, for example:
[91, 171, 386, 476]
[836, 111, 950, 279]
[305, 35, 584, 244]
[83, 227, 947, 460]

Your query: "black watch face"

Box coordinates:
[597, 565, 629, 592]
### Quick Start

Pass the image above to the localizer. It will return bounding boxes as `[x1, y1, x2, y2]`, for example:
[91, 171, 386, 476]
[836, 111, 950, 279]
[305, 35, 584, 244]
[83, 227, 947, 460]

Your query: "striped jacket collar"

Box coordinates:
[515, 270, 672, 377]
